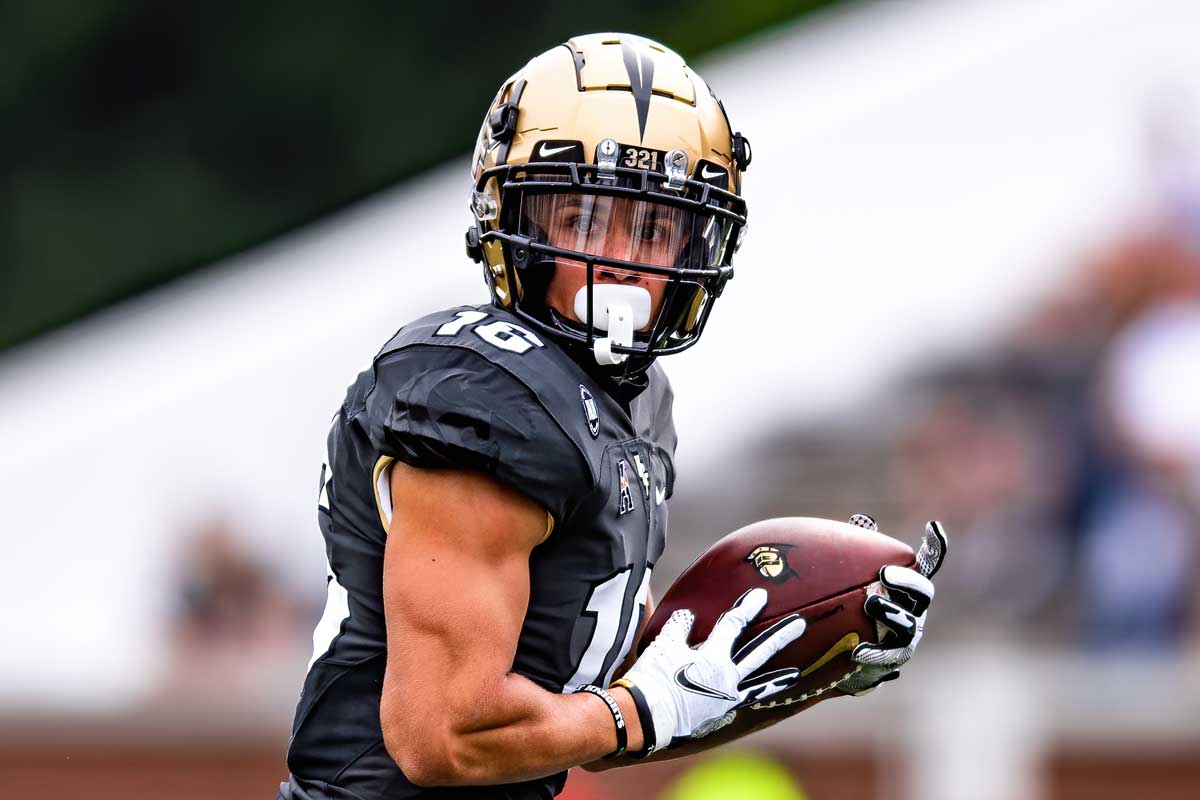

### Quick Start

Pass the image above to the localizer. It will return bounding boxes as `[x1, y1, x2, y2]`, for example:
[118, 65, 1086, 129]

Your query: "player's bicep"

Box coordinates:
[380, 462, 548, 738]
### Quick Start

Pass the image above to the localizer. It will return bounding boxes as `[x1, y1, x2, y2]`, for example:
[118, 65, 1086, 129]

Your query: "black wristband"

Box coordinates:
[612, 679, 657, 758]
[575, 684, 627, 758]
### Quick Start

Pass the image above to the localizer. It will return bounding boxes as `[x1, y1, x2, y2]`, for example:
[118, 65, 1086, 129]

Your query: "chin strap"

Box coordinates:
[574, 285, 652, 366]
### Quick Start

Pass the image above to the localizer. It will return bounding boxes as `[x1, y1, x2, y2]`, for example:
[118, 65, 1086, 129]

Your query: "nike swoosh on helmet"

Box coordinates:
[538, 143, 576, 157]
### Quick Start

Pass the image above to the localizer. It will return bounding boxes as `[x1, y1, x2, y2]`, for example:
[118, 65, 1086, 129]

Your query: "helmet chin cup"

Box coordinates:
[573, 285, 652, 366]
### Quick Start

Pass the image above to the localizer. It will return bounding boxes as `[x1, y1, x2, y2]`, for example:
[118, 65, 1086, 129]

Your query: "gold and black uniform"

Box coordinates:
[280, 303, 676, 799]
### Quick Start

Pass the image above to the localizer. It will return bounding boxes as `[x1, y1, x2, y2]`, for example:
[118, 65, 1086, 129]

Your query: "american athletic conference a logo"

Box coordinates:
[617, 459, 635, 516]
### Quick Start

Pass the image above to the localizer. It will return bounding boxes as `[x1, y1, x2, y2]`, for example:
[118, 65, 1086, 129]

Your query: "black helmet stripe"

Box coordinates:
[620, 41, 655, 142]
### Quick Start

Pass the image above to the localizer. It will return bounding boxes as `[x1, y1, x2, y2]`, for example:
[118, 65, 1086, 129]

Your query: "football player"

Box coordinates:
[278, 33, 944, 800]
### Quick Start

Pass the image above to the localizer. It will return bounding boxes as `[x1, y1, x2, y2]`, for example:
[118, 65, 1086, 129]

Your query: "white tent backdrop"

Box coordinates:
[2, 0, 1199, 708]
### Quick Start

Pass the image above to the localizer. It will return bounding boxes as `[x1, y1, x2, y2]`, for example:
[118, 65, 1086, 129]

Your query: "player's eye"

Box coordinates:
[638, 224, 661, 242]
[636, 217, 672, 243]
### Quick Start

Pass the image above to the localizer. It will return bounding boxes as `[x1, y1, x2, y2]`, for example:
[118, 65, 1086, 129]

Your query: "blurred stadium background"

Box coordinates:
[3, 0, 1200, 797]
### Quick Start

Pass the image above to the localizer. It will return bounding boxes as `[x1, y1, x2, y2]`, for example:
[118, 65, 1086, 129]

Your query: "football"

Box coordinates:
[637, 516, 916, 742]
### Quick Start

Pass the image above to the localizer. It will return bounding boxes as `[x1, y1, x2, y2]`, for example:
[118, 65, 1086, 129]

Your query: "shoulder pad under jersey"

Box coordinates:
[364, 306, 602, 524]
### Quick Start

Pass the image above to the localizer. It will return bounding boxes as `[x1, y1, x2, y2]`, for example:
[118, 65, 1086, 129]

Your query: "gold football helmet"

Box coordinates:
[467, 32, 751, 368]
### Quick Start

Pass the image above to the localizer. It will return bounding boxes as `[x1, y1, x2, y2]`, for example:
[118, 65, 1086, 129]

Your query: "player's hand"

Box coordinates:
[616, 587, 806, 752]
[837, 520, 948, 696]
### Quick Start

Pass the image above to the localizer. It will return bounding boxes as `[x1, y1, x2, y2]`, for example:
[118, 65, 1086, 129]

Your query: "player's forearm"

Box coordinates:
[384, 672, 643, 786]
[446, 676, 645, 783]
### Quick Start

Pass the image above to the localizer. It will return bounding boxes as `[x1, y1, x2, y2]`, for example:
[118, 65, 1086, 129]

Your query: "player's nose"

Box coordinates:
[596, 264, 641, 283]
[596, 253, 640, 284]
[596, 226, 637, 264]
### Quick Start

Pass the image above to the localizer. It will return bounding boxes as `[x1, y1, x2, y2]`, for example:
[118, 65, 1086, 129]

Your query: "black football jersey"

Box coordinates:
[280, 304, 676, 800]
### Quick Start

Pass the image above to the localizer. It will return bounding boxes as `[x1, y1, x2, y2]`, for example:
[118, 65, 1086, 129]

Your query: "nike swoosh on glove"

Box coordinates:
[617, 587, 806, 751]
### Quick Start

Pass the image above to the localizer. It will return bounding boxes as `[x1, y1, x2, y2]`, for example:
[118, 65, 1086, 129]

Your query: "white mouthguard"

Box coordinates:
[573, 285, 652, 366]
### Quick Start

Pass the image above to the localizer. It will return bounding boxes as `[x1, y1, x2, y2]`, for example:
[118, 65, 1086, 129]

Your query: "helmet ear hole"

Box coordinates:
[513, 257, 553, 309]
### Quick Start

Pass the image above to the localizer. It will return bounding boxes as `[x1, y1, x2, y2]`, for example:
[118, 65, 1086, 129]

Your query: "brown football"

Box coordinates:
[637, 516, 915, 744]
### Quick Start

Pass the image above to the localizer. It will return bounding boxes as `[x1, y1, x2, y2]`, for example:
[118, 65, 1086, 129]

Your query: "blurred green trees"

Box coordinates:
[0, 0, 840, 350]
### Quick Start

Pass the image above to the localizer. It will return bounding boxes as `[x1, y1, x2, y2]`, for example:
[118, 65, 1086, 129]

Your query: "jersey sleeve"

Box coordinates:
[365, 344, 593, 526]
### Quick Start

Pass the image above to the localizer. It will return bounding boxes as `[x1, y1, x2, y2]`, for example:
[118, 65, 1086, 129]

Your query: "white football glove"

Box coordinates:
[837, 520, 948, 696]
[617, 587, 806, 752]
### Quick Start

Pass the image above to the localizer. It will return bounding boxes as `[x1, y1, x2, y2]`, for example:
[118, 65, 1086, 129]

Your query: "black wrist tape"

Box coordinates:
[612, 679, 657, 758]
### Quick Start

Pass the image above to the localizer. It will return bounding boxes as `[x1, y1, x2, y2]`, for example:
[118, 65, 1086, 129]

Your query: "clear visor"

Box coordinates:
[515, 191, 729, 344]
[520, 192, 701, 269]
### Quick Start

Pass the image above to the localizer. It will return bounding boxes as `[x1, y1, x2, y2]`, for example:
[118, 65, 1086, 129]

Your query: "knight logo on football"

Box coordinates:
[746, 544, 796, 583]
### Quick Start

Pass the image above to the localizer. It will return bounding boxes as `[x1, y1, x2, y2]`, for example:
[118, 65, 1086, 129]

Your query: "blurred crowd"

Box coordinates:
[893, 218, 1200, 651]
[152, 518, 317, 712]
[912, 115, 1200, 652]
